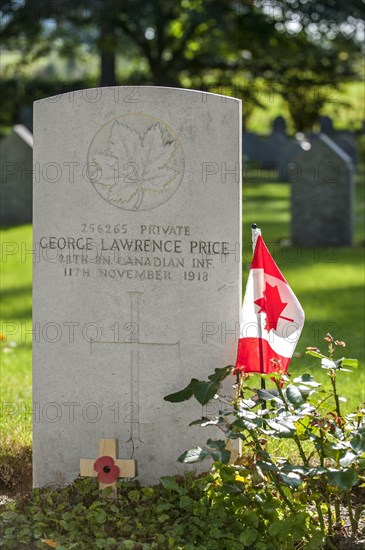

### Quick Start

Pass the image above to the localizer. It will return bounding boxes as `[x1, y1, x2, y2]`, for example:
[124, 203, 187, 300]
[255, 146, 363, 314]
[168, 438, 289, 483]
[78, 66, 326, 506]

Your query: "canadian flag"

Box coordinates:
[235, 226, 305, 374]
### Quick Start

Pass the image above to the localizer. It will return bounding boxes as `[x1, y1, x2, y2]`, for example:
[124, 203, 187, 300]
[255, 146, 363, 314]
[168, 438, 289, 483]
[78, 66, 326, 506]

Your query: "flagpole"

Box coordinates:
[236, 224, 304, 407]
[251, 224, 266, 395]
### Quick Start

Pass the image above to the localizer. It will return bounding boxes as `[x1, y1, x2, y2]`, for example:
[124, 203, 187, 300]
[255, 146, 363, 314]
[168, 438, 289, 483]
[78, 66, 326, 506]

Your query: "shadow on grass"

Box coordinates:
[1, 285, 32, 299]
[272, 245, 365, 269]
[1, 285, 32, 321]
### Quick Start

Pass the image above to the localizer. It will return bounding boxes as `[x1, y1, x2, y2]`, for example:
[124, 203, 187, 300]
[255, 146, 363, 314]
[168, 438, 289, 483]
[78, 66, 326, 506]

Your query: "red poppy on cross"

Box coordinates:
[80, 439, 137, 499]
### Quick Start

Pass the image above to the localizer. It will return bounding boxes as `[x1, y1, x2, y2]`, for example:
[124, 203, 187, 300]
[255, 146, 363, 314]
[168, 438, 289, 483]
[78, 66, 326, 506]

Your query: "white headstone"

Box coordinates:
[33, 86, 242, 486]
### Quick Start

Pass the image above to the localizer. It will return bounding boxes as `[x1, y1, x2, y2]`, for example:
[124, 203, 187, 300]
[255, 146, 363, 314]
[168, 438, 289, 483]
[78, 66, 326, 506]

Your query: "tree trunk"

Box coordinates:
[149, 61, 180, 87]
[99, 19, 116, 87]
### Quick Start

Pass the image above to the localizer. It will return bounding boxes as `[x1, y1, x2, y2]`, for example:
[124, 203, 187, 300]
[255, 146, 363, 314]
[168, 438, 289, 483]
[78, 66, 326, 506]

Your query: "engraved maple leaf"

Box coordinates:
[254, 283, 294, 332]
[92, 121, 178, 210]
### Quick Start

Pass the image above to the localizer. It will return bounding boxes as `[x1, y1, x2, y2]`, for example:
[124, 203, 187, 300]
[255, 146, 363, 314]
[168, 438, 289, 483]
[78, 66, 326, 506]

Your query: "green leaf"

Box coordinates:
[283, 465, 309, 476]
[242, 510, 259, 528]
[293, 373, 321, 387]
[189, 417, 219, 427]
[239, 397, 257, 409]
[164, 379, 198, 402]
[206, 439, 231, 463]
[157, 504, 173, 515]
[257, 388, 281, 402]
[179, 496, 194, 509]
[164, 367, 231, 405]
[279, 471, 303, 487]
[239, 527, 258, 547]
[179, 439, 231, 464]
[307, 466, 327, 477]
[207, 439, 226, 450]
[160, 477, 179, 491]
[128, 490, 140, 502]
[326, 468, 359, 490]
[256, 460, 278, 472]
[233, 416, 263, 431]
[208, 366, 233, 383]
[193, 380, 218, 405]
[157, 514, 170, 522]
[178, 447, 210, 463]
[269, 520, 287, 538]
[295, 384, 312, 397]
[350, 434, 365, 454]
[337, 357, 358, 369]
[266, 420, 295, 438]
[211, 449, 231, 464]
[339, 451, 357, 467]
[286, 384, 306, 408]
[95, 510, 107, 523]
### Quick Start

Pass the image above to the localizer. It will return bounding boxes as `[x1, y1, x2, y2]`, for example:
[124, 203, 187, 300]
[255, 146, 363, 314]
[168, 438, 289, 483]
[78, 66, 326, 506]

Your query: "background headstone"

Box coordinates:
[334, 133, 358, 167]
[33, 87, 242, 486]
[242, 130, 265, 164]
[261, 132, 289, 170]
[0, 125, 33, 226]
[242, 116, 290, 168]
[272, 115, 287, 135]
[260, 115, 289, 169]
[319, 115, 335, 136]
[311, 127, 359, 168]
[290, 133, 354, 246]
[19, 106, 33, 132]
[278, 133, 312, 182]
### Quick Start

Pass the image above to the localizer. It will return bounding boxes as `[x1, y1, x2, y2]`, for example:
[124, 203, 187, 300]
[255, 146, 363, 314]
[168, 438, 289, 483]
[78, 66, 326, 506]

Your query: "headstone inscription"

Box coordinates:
[0, 125, 33, 226]
[290, 134, 354, 246]
[33, 87, 242, 486]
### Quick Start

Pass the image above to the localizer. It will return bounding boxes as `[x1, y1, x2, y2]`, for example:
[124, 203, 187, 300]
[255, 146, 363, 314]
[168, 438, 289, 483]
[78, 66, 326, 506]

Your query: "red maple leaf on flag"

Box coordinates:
[254, 283, 294, 332]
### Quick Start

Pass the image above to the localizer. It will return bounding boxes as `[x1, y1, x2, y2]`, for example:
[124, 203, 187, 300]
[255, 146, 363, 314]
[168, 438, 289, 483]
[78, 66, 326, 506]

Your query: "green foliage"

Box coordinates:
[1, 1, 363, 128]
[169, 334, 365, 545]
[0, 77, 95, 131]
[178, 439, 231, 464]
[164, 366, 232, 405]
[0, 473, 324, 549]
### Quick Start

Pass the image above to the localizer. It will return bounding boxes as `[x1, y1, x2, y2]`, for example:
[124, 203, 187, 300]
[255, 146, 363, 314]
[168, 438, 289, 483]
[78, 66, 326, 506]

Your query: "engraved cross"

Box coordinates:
[91, 291, 180, 443]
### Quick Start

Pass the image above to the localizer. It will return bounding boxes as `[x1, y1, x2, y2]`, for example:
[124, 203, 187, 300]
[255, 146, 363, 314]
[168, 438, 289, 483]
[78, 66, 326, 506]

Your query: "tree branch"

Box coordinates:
[118, 18, 153, 65]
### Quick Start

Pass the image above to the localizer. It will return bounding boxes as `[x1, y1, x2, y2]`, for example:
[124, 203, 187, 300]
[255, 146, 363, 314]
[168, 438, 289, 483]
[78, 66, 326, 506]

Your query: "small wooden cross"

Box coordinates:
[80, 438, 137, 499]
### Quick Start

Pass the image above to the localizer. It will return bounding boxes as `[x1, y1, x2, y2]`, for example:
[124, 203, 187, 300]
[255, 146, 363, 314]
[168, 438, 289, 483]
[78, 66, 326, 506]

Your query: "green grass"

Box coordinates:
[0, 160, 364, 488]
[242, 163, 365, 409]
[0, 225, 33, 464]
